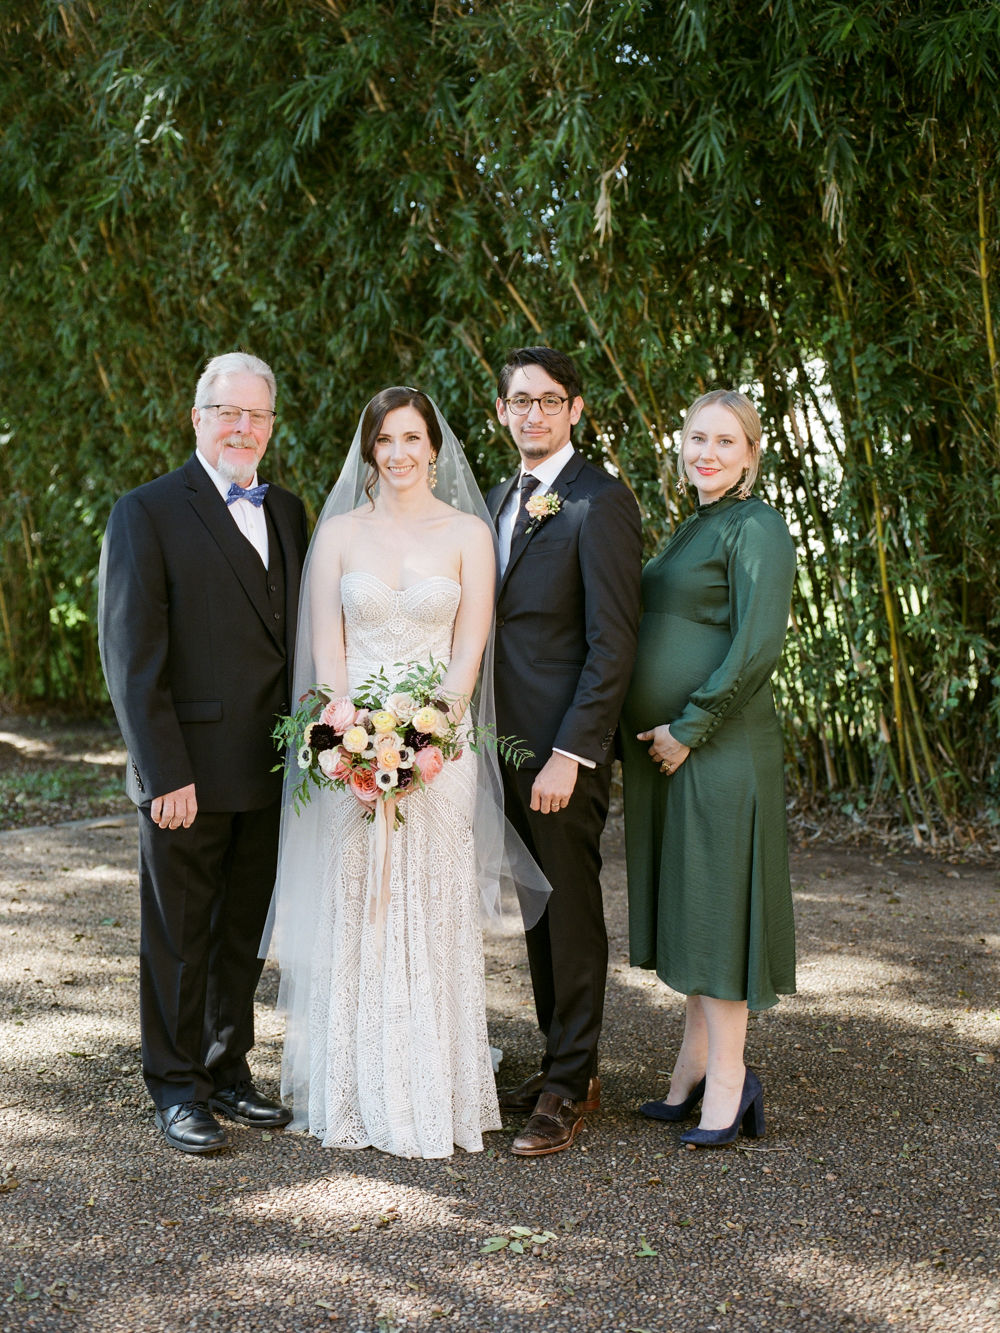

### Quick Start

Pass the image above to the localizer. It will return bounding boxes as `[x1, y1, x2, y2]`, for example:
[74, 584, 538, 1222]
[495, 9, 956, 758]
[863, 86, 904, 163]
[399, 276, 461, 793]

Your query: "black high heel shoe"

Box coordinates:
[678, 1068, 764, 1147]
[639, 1076, 706, 1122]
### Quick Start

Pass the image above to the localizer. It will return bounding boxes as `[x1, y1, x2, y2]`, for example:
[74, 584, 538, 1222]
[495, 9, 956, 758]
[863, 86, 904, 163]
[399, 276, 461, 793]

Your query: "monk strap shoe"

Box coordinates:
[154, 1101, 228, 1154]
[511, 1091, 588, 1157]
[209, 1081, 292, 1128]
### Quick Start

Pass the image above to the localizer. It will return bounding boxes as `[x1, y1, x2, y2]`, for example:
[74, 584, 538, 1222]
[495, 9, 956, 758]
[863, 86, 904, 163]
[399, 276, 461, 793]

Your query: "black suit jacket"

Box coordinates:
[487, 450, 642, 770]
[98, 453, 309, 811]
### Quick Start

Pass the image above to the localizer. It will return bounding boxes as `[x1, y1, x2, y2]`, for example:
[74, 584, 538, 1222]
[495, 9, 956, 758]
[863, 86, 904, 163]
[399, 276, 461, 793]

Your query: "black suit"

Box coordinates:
[488, 449, 642, 1102]
[99, 452, 308, 1108]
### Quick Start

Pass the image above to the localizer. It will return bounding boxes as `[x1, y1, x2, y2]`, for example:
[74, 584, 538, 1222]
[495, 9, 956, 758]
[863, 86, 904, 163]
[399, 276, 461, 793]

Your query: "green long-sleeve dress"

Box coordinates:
[620, 494, 797, 1010]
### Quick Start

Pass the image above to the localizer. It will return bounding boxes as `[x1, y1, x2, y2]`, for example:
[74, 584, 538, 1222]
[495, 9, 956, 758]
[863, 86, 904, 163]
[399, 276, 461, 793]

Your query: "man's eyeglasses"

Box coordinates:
[504, 394, 570, 416]
[203, 404, 276, 429]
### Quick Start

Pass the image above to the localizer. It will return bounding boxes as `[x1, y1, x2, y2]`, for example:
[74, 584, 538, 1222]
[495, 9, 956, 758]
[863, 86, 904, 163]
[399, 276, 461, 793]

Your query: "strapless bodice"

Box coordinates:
[341, 572, 461, 690]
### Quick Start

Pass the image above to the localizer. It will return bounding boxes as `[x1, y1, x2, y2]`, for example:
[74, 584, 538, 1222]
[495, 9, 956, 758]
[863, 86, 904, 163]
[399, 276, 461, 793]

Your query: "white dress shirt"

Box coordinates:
[497, 440, 594, 770]
[498, 440, 576, 574]
[196, 449, 269, 569]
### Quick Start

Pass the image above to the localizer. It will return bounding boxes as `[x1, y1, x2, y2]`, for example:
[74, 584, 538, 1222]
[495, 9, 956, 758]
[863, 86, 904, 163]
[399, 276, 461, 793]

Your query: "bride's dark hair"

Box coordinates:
[360, 387, 442, 502]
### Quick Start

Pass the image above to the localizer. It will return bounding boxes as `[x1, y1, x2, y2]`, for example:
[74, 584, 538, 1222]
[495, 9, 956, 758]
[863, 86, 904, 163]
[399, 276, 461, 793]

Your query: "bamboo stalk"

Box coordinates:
[0, 572, 18, 702]
[902, 711, 936, 848]
[977, 178, 1000, 452]
[830, 265, 907, 781]
[882, 742, 921, 845]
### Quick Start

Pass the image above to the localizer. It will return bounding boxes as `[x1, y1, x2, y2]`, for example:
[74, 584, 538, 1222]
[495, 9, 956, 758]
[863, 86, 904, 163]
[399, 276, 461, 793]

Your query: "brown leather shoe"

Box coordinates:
[498, 1069, 548, 1112]
[511, 1092, 587, 1157]
[500, 1073, 601, 1115]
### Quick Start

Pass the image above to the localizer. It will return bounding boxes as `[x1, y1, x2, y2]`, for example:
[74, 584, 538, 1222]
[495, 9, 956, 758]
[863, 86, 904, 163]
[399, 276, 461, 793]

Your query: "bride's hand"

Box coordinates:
[636, 724, 690, 775]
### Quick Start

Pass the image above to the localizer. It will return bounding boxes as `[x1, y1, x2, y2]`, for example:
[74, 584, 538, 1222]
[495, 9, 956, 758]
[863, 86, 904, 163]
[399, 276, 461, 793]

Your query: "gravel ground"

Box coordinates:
[0, 719, 130, 831]
[1, 816, 998, 1333]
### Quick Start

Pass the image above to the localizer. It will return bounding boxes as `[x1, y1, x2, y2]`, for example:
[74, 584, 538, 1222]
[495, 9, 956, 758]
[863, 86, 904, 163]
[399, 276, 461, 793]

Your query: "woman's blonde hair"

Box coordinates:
[678, 389, 761, 500]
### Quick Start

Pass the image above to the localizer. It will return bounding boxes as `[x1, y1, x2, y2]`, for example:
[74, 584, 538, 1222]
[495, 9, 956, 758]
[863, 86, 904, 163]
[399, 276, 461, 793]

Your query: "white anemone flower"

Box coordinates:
[397, 746, 415, 769]
[375, 768, 398, 790]
[296, 745, 313, 770]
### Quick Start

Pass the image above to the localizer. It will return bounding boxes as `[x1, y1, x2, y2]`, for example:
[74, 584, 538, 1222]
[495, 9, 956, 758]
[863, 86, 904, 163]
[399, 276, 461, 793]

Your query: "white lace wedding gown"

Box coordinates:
[306, 572, 502, 1157]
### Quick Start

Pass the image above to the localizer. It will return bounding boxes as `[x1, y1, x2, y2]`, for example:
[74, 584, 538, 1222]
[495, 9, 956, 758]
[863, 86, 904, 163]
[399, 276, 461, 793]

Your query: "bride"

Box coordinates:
[265, 388, 542, 1158]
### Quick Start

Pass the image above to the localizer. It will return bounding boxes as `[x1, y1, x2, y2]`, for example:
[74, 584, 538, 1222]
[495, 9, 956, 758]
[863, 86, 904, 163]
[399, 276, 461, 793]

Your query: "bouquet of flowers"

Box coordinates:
[273, 660, 532, 821]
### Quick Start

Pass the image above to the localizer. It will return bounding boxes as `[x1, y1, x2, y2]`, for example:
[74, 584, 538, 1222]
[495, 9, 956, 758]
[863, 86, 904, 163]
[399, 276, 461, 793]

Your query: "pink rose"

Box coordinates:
[319, 749, 351, 782]
[349, 767, 378, 803]
[321, 696, 358, 732]
[413, 745, 444, 785]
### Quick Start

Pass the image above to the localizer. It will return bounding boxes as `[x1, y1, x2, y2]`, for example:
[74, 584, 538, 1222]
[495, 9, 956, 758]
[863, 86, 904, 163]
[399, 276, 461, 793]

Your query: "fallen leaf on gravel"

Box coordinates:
[509, 1226, 533, 1237]
[444, 1166, 468, 1180]
[509, 1240, 524, 1254]
[86, 1197, 94, 1207]
[975, 1053, 995, 1064]
[827, 1047, 847, 1054]
[316, 1300, 334, 1309]
[635, 1236, 658, 1258]
[790, 1218, 808, 1227]
[160, 1219, 179, 1226]
[261, 1132, 273, 1142]
[675, 1217, 692, 1228]
[716, 1301, 731, 1313]
[646, 1176, 662, 1185]
[348, 1224, 362, 1233]
[480, 1237, 509, 1253]
[208, 1206, 227, 1214]
[100, 918, 119, 926]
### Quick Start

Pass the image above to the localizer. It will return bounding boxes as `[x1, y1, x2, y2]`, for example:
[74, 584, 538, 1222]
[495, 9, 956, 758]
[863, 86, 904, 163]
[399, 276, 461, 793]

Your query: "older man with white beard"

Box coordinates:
[99, 352, 308, 1153]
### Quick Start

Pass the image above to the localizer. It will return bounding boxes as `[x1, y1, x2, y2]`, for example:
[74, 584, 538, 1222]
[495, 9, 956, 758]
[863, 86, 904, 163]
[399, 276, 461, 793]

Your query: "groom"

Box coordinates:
[99, 351, 308, 1153]
[489, 346, 642, 1156]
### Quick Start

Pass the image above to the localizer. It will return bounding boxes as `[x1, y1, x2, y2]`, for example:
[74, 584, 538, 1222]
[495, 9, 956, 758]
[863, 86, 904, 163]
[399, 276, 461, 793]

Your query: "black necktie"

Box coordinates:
[511, 474, 540, 545]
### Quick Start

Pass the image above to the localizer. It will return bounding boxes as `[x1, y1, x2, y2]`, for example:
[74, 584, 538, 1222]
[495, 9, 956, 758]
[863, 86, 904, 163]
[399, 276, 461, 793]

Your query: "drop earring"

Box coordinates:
[428, 456, 438, 489]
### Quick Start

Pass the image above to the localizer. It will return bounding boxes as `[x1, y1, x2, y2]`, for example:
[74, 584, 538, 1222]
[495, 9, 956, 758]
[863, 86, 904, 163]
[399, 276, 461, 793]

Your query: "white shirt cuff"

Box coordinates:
[553, 748, 596, 770]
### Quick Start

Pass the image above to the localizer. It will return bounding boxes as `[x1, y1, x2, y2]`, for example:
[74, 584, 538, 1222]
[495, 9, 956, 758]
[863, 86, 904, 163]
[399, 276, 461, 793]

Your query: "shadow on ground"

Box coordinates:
[1, 816, 998, 1333]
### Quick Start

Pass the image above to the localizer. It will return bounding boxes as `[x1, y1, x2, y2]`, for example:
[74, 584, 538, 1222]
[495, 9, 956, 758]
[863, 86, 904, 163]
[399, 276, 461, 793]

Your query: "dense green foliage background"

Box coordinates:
[2, 0, 999, 844]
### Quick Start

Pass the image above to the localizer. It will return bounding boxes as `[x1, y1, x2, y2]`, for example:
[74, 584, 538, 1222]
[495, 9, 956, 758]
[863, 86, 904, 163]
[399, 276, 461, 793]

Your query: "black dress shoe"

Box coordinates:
[210, 1080, 292, 1128]
[155, 1102, 228, 1154]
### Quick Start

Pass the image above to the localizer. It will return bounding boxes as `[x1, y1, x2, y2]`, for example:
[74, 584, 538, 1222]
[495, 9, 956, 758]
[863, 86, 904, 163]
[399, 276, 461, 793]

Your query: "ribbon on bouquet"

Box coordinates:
[367, 794, 396, 962]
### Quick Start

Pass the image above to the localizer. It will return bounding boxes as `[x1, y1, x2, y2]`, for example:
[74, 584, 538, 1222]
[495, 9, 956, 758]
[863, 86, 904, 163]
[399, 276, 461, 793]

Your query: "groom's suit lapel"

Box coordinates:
[489, 473, 519, 528]
[182, 453, 283, 650]
[498, 449, 586, 596]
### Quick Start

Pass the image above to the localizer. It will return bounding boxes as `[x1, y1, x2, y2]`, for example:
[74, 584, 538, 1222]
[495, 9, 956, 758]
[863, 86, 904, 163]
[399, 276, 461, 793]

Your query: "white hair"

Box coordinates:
[194, 352, 277, 409]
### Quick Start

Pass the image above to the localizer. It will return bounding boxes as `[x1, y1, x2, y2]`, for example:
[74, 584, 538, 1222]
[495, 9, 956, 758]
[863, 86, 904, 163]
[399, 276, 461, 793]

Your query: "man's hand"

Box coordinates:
[530, 752, 579, 814]
[150, 783, 198, 830]
[637, 723, 691, 775]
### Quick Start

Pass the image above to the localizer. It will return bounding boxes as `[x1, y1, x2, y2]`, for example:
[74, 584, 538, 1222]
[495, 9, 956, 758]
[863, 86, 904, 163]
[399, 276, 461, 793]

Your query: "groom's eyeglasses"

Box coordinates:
[504, 394, 570, 416]
[204, 405, 276, 429]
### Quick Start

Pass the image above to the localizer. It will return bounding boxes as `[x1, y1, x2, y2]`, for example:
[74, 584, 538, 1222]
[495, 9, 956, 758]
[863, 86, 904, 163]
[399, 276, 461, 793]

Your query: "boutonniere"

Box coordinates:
[524, 492, 562, 532]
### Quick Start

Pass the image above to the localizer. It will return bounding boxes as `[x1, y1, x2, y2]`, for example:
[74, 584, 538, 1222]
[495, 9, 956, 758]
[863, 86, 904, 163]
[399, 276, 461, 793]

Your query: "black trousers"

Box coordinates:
[136, 800, 281, 1109]
[501, 761, 612, 1103]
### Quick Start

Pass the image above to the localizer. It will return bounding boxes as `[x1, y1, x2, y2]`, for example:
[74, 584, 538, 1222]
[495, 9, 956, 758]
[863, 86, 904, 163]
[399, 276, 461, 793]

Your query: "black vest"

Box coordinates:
[262, 504, 287, 652]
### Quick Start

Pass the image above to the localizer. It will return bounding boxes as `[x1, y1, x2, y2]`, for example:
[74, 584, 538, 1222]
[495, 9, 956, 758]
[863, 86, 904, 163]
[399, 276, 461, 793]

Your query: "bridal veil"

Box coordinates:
[261, 394, 551, 1125]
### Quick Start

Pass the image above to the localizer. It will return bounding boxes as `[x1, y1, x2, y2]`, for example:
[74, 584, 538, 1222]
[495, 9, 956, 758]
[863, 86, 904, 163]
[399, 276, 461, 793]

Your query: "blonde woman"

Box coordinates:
[620, 390, 796, 1146]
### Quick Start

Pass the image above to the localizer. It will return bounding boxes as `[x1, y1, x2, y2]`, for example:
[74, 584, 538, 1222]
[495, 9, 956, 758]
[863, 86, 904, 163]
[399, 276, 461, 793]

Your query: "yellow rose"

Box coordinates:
[342, 726, 370, 754]
[411, 706, 440, 733]
[370, 710, 398, 733]
[378, 748, 401, 771]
